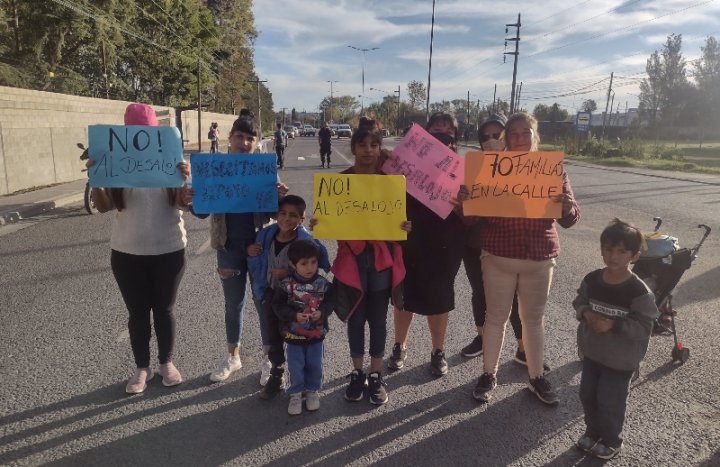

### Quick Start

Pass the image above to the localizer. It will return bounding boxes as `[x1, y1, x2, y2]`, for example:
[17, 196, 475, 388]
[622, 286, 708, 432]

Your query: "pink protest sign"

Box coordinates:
[382, 123, 464, 219]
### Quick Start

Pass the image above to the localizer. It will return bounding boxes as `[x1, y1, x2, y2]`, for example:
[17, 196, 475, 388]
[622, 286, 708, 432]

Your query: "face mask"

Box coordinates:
[429, 132, 455, 147]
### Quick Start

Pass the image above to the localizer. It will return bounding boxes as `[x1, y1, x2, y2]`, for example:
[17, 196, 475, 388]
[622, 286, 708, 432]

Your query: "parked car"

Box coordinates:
[332, 123, 352, 138]
[301, 125, 316, 137]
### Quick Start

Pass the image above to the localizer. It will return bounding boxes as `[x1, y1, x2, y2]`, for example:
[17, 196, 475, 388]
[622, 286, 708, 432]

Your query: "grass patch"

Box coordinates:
[540, 138, 720, 174]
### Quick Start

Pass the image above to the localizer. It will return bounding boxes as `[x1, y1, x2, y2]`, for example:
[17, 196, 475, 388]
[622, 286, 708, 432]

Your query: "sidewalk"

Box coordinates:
[0, 147, 198, 226]
[2, 149, 718, 227]
[0, 179, 88, 225]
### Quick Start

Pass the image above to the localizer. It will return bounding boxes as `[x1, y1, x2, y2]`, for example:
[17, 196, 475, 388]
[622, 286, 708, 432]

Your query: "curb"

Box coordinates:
[0, 192, 85, 226]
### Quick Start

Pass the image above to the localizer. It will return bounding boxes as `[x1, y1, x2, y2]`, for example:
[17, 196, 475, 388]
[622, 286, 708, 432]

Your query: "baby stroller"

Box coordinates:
[632, 217, 711, 364]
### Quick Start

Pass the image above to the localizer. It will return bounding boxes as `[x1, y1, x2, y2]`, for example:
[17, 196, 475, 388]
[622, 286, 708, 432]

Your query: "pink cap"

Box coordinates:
[124, 103, 158, 126]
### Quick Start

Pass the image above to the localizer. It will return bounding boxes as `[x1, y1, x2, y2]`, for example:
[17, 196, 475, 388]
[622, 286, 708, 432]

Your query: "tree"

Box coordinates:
[580, 99, 597, 113]
[318, 95, 359, 123]
[694, 36, 720, 137]
[407, 80, 426, 110]
[639, 34, 689, 129]
[533, 103, 568, 122]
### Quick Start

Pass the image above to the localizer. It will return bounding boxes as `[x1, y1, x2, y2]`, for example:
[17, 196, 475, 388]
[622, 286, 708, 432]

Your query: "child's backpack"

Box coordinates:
[207, 129, 214, 140]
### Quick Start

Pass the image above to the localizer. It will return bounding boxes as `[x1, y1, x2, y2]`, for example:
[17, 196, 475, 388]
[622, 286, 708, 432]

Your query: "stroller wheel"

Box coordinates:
[679, 347, 690, 364]
[671, 345, 690, 364]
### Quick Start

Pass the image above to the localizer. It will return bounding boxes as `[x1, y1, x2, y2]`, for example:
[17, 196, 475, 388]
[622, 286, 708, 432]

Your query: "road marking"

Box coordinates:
[298, 156, 306, 160]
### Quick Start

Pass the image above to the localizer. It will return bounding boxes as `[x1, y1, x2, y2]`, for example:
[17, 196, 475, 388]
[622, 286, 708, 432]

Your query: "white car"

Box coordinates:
[332, 124, 352, 138]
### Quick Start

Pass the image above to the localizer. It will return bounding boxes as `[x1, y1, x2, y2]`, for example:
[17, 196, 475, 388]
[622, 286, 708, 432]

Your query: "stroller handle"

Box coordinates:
[690, 224, 712, 260]
[653, 217, 662, 231]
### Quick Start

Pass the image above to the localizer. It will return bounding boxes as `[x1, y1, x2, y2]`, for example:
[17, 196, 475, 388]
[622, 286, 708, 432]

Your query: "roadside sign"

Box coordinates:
[576, 112, 591, 133]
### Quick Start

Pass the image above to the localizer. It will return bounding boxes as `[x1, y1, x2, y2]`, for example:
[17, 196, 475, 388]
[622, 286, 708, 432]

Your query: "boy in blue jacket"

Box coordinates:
[247, 195, 330, 399]
[573, 219, 659, 460]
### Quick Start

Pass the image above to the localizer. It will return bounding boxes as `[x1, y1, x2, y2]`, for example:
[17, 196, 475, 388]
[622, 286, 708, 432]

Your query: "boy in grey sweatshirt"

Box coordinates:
[573, 219, 659, 460]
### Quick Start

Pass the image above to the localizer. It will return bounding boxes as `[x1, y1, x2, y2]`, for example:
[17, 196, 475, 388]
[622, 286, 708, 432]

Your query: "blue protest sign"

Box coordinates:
[88, 125, 184, 188]
[190, 153, 278, 214]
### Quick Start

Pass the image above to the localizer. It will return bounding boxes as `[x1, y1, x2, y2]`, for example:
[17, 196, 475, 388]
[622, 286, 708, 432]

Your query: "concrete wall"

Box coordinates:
[0, 86, 238, 195]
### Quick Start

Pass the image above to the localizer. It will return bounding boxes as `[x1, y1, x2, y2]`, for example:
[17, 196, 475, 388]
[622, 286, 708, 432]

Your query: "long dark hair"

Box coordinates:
[231, 108, 260, 137]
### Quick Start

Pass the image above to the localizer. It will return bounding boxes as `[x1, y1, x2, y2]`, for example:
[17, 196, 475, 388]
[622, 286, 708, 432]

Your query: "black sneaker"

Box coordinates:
[367, 371, 388, 405]
[514, 349, 551, 372]
[472, 372, 497, 402]
[259, 368, 284, 400]
[589, 440, 622, 460]
[461, 335, 483, 358]
[344, 369, 367, 402]
[387, 343, 407, 370]
[528, 376, 559, 405]
[430, 349, 448, 376]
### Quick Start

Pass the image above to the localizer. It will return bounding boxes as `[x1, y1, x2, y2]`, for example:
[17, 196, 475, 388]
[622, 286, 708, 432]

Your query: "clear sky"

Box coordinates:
[253, 0, 720, 117]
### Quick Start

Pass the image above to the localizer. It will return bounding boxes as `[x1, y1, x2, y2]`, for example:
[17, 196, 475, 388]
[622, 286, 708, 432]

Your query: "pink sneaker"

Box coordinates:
[126, 367, 153, 394]
[159, 362, 182, 387]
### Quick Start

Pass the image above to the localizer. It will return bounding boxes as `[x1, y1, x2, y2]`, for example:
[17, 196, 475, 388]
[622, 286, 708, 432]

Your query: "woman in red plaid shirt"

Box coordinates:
[472, 112, 580, 405]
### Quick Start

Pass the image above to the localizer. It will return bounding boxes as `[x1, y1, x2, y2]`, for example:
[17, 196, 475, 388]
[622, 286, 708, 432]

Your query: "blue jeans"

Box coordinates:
[347, 289, 391, 359]
[580, 358, 634, 448]
[286, 341, 324, 394]
[217, 249, 249, 346]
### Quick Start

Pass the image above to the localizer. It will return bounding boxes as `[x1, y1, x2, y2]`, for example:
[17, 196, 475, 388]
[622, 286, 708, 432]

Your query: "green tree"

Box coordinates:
[694, 36, 720, 137]
[639, 34, 689, 129]
[319, 95, 359, 123]
[580, 99, 597, 113]
[533, 103, 568, 122]
[407, 80, 426, 110]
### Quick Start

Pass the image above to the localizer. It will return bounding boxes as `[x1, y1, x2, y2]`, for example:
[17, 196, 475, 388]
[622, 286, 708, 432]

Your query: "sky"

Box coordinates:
[252, 0, 720, 118]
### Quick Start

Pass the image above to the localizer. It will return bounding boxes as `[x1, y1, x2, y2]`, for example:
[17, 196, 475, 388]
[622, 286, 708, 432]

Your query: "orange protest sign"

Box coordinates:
[463, 151, 565, 218]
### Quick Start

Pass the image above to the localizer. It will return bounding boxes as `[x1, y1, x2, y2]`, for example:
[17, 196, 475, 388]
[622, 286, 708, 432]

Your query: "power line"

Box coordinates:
[541, 0, 645, 37]
[526, 0, 717, 59]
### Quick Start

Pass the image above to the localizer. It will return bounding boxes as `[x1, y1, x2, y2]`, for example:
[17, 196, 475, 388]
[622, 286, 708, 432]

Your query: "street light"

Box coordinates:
[326, 80, 338, 123]
[348, 45, 380, 115]
[369, 87, 395, 132]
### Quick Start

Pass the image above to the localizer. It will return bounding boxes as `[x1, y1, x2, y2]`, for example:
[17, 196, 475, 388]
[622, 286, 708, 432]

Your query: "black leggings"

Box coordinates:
[463, 246, 522, 339]
[111, 249, 185, 368]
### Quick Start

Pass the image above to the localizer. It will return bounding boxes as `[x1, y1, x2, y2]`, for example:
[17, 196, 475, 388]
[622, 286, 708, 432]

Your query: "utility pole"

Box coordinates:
[11, 0, 20, 53]
[101, 40, 109, 99]
[492, 83, 497, 114]
[280, 107, 288, 126]
[467, 90, 471, 128]
[516, 81, 523, 111]
[394, 85, 401, 135]
[326, 80, 338, 122]
[426, 0, 437, 121]
[601, 72, 614, 141]
[246, 79, 268, 136]
[504, 13, 521, 114]
[197, 59, 202, 152]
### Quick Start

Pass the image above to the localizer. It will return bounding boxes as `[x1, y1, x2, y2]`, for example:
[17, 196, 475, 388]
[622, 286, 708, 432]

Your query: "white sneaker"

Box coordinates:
[288, 393, 302, 415]
[259, 357, 272, 386]
[209, 355, 242, 382]
[305, 391, 320, 411]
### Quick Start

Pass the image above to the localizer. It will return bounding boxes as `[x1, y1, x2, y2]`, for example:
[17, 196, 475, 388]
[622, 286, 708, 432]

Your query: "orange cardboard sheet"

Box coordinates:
[463, 151, 565, 218]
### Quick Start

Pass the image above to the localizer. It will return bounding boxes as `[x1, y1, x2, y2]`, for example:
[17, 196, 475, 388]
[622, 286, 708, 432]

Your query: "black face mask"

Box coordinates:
[429, 131, 455, 148]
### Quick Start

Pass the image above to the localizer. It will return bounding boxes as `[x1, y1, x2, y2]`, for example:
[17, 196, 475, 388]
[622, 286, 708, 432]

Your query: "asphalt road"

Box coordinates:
[1, 136, 718, 466]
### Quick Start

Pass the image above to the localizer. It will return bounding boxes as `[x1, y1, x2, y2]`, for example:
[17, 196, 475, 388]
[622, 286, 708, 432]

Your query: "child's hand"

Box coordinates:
[308, 218, 318, 231]
[277, 182, 289, 198]
[180, 186, 194, 206]
[309, 309, 321, 321]
[247, 243, 262, 256]
[400, 220, 412, 232]
[295, 312, 309, 324]
[177, 161, 191, 181]
[591, 316, 614, 333]
[270, 268, 288, 281]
